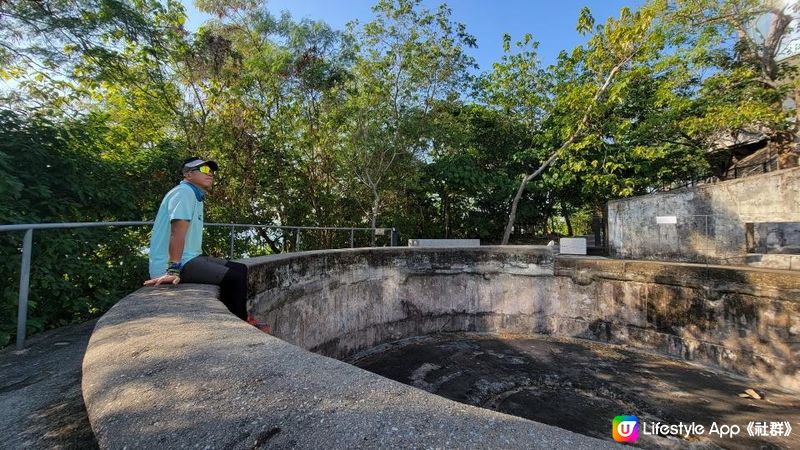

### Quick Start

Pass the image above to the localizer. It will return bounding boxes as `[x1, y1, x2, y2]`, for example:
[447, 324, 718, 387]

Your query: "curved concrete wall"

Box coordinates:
[247, 247, 800, 390]
[247, 247, 555, 358]
[83, 247, 799, 449]
[82, 275, 614, 449]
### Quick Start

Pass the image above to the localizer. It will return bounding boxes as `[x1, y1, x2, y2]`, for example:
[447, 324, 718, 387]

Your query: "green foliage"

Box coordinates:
[0, 0, 186, 114]
[416, 104, 531, 239]
[0, 110, 150, 346]
[342, 0, 478, 230]
[1, 0, 796, 344]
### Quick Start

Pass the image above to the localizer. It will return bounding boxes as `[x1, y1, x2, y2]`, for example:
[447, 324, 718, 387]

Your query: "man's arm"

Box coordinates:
[144, 219, 190, 286]
[168, 219, 190, 263]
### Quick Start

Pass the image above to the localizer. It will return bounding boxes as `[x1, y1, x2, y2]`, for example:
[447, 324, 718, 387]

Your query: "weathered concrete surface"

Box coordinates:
[247, 248, 800, 390]
[749, 222, 800, 254]
[82, 282, 619, 449]
[744, 253, 800, 270]
[408, 239, 481, 247]
[607, 166, 800, 267]
[247, 247, 555, 359]
[353, 333, 800, 450]
[556, 257, 800, 389]
[0, 320, 98, 450]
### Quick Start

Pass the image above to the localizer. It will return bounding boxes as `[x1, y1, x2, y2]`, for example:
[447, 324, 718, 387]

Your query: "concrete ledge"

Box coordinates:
[408, 238, 481, 247]
[82, 283, 616, 449]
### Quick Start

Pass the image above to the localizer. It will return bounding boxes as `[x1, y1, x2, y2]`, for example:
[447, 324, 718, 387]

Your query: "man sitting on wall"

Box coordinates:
[143, 157, 254, 326]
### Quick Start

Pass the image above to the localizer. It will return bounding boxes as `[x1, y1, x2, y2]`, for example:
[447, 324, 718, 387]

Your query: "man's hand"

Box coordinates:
[143, 274, 180, 286]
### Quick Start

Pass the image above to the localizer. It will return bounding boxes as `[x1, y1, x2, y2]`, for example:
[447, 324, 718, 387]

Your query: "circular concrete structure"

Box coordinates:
[83, 247, 800, 449]
[248, 247, 799, 389]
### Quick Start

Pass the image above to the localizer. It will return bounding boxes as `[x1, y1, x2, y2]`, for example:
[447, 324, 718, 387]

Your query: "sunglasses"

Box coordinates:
[194, 165, 216, 175]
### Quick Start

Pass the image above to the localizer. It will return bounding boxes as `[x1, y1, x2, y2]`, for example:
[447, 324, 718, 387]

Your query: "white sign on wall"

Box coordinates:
[559, 238, 587, 255]
[656, 216, 678, 225]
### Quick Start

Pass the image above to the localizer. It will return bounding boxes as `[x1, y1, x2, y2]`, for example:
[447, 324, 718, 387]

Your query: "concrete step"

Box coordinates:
[744, 253, 800, 270]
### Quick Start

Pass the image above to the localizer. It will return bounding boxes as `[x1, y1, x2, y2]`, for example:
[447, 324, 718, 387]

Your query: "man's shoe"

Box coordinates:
[246, 314, 271, 334]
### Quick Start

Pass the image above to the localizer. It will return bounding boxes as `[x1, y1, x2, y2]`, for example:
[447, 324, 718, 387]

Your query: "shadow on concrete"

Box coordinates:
[0, 320, 99, 450]
[84, 285, 612, 450]
[352, 332, 798, 450]
[603, 184, 799, 389]
[81, 243, 799, 449]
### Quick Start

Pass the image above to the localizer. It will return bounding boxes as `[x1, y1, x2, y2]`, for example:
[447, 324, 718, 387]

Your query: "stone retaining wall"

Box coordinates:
[606, 166, 800, 266]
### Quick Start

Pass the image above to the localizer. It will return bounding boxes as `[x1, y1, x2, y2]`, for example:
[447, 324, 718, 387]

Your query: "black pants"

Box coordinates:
[181, 256, 248, 320]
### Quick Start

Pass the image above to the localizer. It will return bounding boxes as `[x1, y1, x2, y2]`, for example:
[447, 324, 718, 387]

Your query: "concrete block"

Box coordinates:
[559, 238, 587, 255]
[408, 239, 480, 247]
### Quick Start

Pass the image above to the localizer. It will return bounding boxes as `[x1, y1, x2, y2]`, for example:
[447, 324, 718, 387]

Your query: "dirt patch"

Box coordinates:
[351, 333, 799, 449]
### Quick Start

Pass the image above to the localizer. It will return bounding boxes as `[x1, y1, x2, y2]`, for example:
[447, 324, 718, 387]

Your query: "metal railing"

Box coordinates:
[1, 221, 398, 350]
[212, 223, 398, 258]
[658, 156, 780, 193]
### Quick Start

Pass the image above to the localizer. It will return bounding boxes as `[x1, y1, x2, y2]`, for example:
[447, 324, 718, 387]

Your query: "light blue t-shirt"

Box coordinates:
[148, 182, 205, 277]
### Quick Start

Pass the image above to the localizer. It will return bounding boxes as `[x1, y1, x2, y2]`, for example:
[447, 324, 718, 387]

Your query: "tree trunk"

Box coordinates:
[502, 151, 559, 244]
[370, 187, 380, 246]
[561, 199, 573, 236]
[443, 190, 450, 238]
[501, 45, 636, 245]
[256, 228, 282, 255]
[789, 85, 800, 169]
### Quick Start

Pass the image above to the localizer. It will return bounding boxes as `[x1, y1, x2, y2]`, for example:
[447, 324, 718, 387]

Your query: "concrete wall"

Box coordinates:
[750, 222, 800, 254]
[82, 281, 614, 449]
[247, 248, 800, 390]
[246, 247, 554, 358]
[607, 167, 800, 266]
[83, 247, 800, 449]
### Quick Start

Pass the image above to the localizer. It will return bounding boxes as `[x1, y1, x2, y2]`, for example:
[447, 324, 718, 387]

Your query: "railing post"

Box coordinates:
[295, 228, 300, 252]
[350, 228, 354, 248]
[390, 227, 398, 246]
[705, 215, 709, 267]
[228, 226, 235, 259]
[16, 229, 33, 350]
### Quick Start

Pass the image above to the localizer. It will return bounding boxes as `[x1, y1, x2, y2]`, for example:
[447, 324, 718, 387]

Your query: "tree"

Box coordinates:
[0, 0, 186, 115]
[420, 103, 530, 240]
[0, 110, 152, 345]
[666, 0, 796, 172]
[343, 0, 477, 234]
[501, 3, 672, 244]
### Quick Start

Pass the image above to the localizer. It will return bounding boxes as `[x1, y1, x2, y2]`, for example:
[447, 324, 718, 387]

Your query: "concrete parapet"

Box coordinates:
[82, 272, 615, 449]
[408, 238, 481, 247]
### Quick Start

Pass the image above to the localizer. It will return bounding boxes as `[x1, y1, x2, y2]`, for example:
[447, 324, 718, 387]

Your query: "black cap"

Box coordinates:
[182, 157, 218, 172]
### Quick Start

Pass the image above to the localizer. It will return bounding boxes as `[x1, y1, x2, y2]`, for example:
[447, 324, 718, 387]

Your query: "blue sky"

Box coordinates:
[180, 0, 645, 71]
